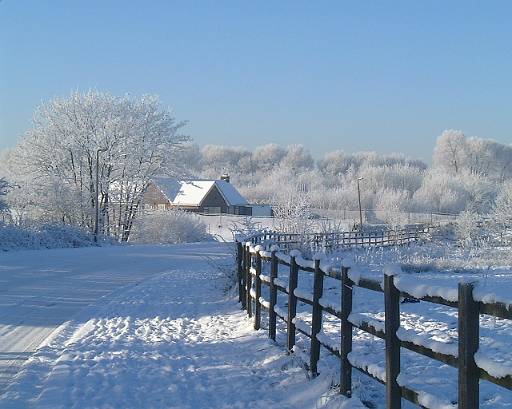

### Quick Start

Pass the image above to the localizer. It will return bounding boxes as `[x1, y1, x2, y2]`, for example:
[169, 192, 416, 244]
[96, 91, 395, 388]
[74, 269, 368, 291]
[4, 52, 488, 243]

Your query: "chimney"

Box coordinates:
[220, 173, 230, 183]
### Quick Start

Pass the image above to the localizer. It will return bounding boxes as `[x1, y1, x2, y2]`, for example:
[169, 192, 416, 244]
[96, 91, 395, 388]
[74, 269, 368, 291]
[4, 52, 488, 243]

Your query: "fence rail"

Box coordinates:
[245, 224, 438, 253]
[236, 233, 512, 409]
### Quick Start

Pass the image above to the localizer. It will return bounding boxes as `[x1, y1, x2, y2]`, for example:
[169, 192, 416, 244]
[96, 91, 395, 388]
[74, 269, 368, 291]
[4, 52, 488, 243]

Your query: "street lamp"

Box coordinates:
[94, 147, 108, 242]
[357, 177, 364, 231]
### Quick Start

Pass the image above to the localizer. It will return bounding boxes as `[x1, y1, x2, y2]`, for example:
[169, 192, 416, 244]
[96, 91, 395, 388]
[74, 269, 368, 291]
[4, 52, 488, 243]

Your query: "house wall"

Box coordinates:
[250, 205, 272, 217]
[199, 185, 228, 213]
[143, 183, 171, 210]
[199, 185, 252, 215]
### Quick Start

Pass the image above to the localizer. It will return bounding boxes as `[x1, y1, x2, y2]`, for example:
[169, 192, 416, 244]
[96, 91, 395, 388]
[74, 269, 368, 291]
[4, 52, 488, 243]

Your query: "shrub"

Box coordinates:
[131, 210, 212, 244]
[455, 210, 480, 246]
[0, 222, 106, 251]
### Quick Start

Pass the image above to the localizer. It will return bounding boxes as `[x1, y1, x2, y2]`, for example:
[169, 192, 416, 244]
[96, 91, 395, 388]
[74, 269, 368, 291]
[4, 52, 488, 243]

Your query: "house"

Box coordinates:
[144, 175, 252, 215]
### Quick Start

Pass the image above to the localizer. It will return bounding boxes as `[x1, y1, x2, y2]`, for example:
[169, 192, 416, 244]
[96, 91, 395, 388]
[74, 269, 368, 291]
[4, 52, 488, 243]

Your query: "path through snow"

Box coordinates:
[0, 244, 362, 409]
[0, 243, 232, 391]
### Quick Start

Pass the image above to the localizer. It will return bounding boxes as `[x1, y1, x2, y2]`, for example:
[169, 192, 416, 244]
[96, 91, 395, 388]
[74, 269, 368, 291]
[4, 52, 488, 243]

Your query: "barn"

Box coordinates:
[144, 176, 252, 215]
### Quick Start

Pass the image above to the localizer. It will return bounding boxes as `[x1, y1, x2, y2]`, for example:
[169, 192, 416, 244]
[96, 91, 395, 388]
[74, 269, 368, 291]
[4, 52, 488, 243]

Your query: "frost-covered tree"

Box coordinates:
[317, 150, 351, 179]
[492, 182, 512, 233]
[413, 169, 467, 213]
[459, 173, 496, 214]
[175, 143, 203, 175]
[0, 178, 9, 214]
[10, 91, 188, 241]
[433, 130, 468, 174]
[200, 145, 251, 179]
[272, 183, 313, 235]
[376, 188, 410, 227]
[252, 144, 285, 173]
[281, 144, 314, 171]
[492, 142, 512, 181]
[433, 130, 512, 182]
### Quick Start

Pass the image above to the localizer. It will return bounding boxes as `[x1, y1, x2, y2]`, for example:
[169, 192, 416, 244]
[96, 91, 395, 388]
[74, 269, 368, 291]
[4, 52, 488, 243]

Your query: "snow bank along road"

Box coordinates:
[0, 243, 362, 408]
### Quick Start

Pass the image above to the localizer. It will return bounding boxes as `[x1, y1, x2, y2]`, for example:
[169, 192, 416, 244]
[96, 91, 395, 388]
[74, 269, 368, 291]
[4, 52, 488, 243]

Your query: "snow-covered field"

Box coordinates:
[0, 243, 363, 409]
[253, 238, 512, 409]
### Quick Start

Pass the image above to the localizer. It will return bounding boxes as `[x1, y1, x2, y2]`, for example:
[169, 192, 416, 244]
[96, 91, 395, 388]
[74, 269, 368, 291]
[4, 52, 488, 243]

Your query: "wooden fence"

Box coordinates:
[245, 225, 438, 253]
[236, 234, 512, 409]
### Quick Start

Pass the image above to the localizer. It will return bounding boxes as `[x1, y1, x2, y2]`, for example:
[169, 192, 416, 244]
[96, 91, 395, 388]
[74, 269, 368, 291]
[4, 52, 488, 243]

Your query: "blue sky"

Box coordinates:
[1, 1, 511, 161]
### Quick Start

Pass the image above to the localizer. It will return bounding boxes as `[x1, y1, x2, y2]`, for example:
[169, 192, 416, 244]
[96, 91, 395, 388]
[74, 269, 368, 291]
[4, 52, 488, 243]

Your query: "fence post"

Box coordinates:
[458, 282, 479, 409]
[237, 241, 244, 305]
[254, 251, 262, 330]
[287, 255, 299, 352]
[384, 274, 401, 409]
[269, 250, 278, 341]
[310, 258, 324, 376]
[340, 266, 353, 396]
[245, 245, 252, 318]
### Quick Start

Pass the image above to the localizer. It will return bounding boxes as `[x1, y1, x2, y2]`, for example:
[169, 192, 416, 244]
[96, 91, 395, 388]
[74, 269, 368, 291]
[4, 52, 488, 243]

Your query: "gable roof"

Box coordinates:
[151, 177, 248, 207]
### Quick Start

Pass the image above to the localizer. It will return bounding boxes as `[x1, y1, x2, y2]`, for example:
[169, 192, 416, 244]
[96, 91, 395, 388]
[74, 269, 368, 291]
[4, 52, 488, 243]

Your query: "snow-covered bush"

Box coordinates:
[0, 222, 105, 252]
[455, 210, 481, 246]
[229, 216, 262, 240]
[131, 210, 212, 244]
[317, 218, 346, 234]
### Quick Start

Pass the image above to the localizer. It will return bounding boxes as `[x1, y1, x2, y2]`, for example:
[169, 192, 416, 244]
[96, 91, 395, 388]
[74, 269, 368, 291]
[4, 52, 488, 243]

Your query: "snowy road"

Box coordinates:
[0, 242, 231, 393]
[0, 243, 359, 408]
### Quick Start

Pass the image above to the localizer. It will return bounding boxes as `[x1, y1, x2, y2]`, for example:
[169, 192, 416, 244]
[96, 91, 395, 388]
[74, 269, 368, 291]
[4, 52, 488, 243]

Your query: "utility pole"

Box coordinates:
[94, 147, 108, 242]
[357, 177, 364, 231]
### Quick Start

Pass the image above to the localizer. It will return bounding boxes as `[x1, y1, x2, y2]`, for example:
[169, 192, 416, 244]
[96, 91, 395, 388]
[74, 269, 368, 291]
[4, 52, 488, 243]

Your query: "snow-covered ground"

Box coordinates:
[255, 238, 512, 409]
[4, 234, 511, 409]
[0, 243, 231, 392]
[0, 243, 363, 409]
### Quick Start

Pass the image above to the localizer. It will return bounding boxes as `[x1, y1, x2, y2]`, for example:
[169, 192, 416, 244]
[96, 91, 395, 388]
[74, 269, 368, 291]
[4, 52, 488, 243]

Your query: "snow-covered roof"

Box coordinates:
[151, 177, 248, 207]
